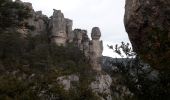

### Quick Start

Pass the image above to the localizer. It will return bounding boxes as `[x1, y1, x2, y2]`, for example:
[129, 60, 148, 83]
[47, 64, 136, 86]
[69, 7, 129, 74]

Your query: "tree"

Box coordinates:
[0, 0, 31, 31]
[108, 42, 170, 100]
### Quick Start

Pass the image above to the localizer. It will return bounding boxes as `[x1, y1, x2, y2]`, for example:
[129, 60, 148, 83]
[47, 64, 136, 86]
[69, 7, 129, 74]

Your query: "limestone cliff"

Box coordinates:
[0, 0, 113, 99]
[124, 0, 170, 70]
[15, 0, 103, 71]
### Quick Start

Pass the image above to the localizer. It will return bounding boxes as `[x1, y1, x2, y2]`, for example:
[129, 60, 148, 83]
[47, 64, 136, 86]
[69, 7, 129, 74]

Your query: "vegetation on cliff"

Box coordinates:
[0, 1, 99, 99]
[0, 0, 31, 30]
[0, 25, 99, 100]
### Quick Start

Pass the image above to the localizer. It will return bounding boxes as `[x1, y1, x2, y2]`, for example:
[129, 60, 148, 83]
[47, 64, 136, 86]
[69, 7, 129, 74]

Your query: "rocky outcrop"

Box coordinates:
[72, 29, 89, 55]
[49, 9, 67, 46]
[82, 30, 90, 57]
[14, 0, 104, 71]
[73, 29, 84, 48]
[12, 1, 106, 96]
[90, 73, 112, 100]
[15, 0, 48, 36]
[1, 1, 131, 99]
[124, 0, 170, 70]
[65, 18, 73, 43]
[48, 10, 74, 46]
[28, 11, 48, 36]
[72, 27, 103, 71]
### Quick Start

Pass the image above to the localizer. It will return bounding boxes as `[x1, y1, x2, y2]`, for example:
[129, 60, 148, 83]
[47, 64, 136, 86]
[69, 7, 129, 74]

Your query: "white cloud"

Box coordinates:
[21, 0, 130, 57]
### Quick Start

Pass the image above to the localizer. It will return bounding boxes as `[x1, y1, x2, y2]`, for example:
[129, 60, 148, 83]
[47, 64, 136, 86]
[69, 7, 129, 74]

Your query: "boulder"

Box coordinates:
[124, 0, 170, 70]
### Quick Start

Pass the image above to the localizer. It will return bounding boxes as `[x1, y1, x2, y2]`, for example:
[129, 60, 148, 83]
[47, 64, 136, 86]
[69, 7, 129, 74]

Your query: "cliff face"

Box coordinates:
[0, 1, 112, 99]
[16, 0, 103, 71]
[124, 0, 170, 70]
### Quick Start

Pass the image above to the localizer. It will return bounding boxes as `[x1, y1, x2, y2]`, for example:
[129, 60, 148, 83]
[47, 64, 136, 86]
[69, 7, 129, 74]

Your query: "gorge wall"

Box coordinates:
[124, 0, 170, 70]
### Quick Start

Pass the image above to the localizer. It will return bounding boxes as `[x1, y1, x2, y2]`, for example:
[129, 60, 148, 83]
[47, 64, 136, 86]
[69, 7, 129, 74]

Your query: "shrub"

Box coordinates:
[108, 42, 170, 100]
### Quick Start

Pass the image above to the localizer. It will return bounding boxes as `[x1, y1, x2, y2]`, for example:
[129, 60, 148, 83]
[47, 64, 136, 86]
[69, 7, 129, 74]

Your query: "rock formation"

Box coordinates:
[81, 30, 90, 57]
[15, 0, 104, 72]
[49, 9, 67, 46]
[28, 11, 48, 36]
[89, 27, 103, 71]
[0, 1, 115, 99]
[124, 0, 170, 70]
[73, 29, 84, 48]
[14, 0, 104, 71]
[65, 18, 73, 43]
[90, 74, 112, 100]
[16, 0, 48, 36]
[71, 27, 103, 71]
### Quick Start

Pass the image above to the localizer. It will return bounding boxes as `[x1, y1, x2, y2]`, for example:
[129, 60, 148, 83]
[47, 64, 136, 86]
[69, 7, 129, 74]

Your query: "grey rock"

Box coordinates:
[91, 27, 101, 40]
[57, 74, 79, 90]
[73, 29, 83, 48]
[49, 9, 67, 46]
[89, 27, 103, 71]
[15, 0, 48, 36]
[71, 27, 103, 71]
[29, 11, 47, 36]
[15, 0, 104, 74]
[124, 0, 170, 70]
[82, 30, 90, 57]
[65, 18, 73, 43]
[90, 73, 112, 100]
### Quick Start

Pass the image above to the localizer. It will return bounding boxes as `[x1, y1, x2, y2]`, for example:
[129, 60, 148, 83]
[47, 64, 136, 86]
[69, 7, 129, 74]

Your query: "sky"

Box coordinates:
[21, 0, 130, 58]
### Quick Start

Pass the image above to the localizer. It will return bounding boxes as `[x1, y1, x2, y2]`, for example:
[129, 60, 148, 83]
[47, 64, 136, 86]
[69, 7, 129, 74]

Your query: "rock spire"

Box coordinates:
[49, 9, 67, 46]
[89, 27, 103, 71]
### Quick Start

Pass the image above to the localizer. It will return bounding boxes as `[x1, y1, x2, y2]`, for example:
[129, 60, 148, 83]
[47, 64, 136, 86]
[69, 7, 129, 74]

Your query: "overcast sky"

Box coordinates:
[21, 0, 130, 57]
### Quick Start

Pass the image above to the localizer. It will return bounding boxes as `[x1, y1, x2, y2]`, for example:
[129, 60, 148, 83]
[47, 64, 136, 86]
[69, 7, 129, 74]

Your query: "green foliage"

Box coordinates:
[68, 86, 100, 100]
[0, 0, 32, 30]
[0, 32, 27, 71]
[108, 42, 136, 58]
[0, 75, 38, 100]
[0, 1, 99, 100]
[0, 30, 98, 99]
